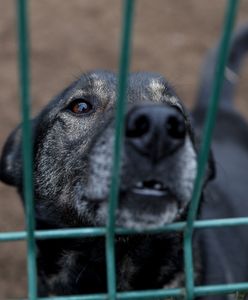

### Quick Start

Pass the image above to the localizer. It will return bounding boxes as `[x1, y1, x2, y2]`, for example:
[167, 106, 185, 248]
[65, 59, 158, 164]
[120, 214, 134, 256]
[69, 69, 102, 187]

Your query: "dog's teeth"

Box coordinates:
[136, 182, 143, 188]
[154, 183, 162, 190]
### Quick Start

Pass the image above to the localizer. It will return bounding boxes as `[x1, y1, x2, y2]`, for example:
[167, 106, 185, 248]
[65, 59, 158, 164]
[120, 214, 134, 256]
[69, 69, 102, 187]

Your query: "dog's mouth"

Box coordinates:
[111, 178, 186, 229]
[131, 179, 170, 197]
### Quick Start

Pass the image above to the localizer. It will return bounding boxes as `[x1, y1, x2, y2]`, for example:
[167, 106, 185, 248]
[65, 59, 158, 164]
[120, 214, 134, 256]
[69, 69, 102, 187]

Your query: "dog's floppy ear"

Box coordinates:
[193, 130, 216, 184]
[0, 125, 24, 187]
[206, 149, 216, 182]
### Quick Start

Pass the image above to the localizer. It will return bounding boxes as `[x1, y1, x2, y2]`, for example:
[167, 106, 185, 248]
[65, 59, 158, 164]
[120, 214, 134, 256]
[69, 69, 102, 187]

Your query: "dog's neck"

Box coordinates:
[36, 220, 187, 295]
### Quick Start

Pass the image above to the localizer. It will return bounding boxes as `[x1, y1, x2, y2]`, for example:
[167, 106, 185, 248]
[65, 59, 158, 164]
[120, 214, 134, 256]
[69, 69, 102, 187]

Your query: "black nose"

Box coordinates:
[126, 105, 186, 162]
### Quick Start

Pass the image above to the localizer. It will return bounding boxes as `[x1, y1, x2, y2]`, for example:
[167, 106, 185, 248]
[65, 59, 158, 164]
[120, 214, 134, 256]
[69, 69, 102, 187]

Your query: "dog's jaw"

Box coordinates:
[115, 202, 179, 229]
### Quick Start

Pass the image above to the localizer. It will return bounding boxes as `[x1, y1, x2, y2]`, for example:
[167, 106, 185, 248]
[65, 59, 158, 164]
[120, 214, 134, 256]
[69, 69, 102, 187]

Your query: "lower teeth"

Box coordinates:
[154, 183, 162, 190]
[136, 182, 143, 188]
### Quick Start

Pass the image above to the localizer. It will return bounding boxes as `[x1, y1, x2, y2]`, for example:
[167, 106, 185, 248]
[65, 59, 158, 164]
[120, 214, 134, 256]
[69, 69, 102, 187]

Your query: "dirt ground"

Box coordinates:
[1, 0, 248, 298]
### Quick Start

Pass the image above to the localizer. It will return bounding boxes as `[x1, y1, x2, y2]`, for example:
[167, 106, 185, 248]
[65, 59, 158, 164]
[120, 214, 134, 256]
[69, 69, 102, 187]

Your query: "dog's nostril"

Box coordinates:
[166, 115, 186, 140]
[126, 114, 150, 138]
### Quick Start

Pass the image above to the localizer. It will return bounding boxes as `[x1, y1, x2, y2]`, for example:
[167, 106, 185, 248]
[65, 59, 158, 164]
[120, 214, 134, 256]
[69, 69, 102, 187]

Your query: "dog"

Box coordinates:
[1, 25, 248, 299]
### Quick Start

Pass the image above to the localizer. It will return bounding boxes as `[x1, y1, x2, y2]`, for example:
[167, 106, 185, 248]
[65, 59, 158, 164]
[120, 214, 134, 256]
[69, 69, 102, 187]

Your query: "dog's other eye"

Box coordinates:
[68, 99, 93, 114]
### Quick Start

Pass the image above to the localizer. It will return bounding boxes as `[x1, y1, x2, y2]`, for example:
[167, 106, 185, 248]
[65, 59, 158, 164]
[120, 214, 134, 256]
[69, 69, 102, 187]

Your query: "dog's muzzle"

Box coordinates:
[85, 103, 195, 228]
[123, 104, 187, 200]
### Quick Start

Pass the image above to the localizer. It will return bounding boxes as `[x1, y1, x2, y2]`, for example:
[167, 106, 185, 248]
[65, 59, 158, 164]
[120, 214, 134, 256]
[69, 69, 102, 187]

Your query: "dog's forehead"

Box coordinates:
[128, 72, 183, 109]
[80, 71, 117, 100]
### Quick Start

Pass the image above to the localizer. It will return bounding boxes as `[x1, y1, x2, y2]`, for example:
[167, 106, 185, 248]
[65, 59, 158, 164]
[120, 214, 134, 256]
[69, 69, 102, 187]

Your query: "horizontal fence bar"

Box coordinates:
[18, 282, 248, 300]
[2, 217, 248, 242]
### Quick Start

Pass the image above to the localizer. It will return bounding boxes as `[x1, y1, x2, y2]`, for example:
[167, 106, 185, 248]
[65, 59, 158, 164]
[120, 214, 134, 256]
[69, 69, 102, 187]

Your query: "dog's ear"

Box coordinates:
[207, 149, 216, 182]
[0, 125, 24, 187]
[1, 116, 40, 187]
[193, 130, 216, 184]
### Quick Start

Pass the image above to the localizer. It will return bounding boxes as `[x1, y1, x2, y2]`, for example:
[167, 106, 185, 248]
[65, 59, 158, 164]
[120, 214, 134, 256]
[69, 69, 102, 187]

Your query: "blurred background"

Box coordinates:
[1, 0, 248, 298]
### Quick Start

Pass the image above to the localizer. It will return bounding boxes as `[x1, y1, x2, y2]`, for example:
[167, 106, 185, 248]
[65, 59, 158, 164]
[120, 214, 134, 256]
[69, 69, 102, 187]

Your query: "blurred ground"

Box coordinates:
[1, 0, 248, 298]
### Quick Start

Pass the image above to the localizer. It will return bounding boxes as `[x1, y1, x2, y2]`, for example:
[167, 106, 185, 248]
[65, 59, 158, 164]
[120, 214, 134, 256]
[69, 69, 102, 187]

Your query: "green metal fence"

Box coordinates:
[1, 0, 248, 299]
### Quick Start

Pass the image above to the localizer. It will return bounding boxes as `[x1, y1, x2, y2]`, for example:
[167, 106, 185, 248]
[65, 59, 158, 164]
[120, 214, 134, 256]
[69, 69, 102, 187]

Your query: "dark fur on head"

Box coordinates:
[1, 71, 210, 229]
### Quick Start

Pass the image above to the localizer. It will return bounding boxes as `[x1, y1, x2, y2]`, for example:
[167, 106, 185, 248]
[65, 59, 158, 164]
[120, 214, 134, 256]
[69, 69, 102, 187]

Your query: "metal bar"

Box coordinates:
[194, 283, 248, 297]
[2, 216, 248, 242]
[26, 288, 182, 300]
[16, 0, 37, 299]
[105, 1, 135, 299]
[183, 0, 240, 299]
[18, 282, 248, 300]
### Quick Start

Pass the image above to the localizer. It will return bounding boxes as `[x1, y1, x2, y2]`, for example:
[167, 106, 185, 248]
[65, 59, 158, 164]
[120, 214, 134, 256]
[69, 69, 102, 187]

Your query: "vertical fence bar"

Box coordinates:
[105, 1, 135, 299]
[16, 0, 37, 299]
[183, 0, 240, 299]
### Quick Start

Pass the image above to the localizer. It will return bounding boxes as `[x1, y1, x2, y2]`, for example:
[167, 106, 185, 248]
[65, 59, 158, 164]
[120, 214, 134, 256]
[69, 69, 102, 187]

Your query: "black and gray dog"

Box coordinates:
[1, 25, 248, 299]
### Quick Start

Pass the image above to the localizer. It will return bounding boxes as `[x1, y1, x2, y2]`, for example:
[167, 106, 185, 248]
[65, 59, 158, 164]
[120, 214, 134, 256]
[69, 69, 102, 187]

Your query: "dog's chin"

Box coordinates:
[84, 187, 183, 229]
[112, 187, 180, 229]
[116, 204, 179, 230]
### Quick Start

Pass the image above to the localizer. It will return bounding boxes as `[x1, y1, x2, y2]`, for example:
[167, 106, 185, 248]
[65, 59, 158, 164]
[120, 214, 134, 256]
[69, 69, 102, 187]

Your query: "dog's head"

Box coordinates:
[0, 71, 214, 229]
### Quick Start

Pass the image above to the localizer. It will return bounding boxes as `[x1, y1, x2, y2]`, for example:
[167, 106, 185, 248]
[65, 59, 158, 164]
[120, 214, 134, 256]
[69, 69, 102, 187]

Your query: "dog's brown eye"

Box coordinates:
[69, 100, 93, 114]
